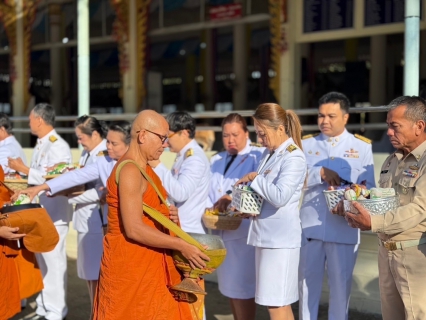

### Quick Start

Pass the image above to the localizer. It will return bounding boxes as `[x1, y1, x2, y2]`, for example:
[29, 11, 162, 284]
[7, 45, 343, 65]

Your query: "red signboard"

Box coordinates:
[209, 3, 242, 22]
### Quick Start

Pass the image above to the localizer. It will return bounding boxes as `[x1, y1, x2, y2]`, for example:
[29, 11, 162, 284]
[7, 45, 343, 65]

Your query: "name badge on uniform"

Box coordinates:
[409, 165, 419, 171]
[264, 169, 271, 175]
[380, 170, 389, 174]
[402, 170, 417, 178]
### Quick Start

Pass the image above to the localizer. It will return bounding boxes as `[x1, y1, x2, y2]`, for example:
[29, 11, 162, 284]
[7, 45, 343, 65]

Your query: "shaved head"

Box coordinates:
[132, 110, 168, 139]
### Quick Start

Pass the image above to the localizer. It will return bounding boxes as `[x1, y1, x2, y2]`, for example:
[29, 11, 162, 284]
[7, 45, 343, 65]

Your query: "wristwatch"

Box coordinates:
[226, 189, 233, 199]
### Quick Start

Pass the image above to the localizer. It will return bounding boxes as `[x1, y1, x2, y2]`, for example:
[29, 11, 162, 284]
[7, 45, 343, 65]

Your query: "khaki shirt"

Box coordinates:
[371, 140, 426, 241]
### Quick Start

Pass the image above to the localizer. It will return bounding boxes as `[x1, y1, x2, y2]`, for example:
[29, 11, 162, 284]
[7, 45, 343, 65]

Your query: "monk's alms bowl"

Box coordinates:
[172, 232, 227, 279]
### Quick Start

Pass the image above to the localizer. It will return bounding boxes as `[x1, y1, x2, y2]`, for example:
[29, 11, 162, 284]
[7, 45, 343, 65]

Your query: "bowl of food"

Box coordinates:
[202, 208, 242, 230]
[44, 163, 79, 179]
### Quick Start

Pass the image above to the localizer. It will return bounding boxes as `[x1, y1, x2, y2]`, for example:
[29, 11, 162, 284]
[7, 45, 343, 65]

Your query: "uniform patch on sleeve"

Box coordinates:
[49, 135, 57, 143]
[97, 150, 108, 156]
[250, 142, 263, 147]
[185, 148, 194, 159]
[302, 133, 320, 140]
[354, 134, 372, 144]
[286, 144, 298, 153]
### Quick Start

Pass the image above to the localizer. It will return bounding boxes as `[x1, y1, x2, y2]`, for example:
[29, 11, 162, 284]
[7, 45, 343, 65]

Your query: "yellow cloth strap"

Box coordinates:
[115, 160, 205, 252]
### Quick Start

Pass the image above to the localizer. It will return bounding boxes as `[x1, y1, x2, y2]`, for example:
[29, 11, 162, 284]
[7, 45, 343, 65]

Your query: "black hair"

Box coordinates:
[0, 113, 12, 135]
[108, 120, 131, 145]
[318, 92, 351, 114]
[166, 111, 196, 139]
[33, 103, 55, 126]
[74, 115, 108, 139]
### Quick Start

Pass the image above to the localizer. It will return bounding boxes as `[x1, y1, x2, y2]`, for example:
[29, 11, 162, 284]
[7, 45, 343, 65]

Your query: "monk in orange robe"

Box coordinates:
[0, 166, 25, 320]
[92, 110, 209, 320]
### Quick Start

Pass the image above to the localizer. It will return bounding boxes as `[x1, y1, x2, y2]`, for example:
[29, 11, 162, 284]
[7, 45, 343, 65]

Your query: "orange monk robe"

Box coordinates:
[92, 164, 192, 320]
[0, 167, 21, 320]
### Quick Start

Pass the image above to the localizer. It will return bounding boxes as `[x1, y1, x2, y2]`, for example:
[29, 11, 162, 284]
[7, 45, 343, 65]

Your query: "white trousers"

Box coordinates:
[298, 239, 359, 320]
[35, 224, 69, 320]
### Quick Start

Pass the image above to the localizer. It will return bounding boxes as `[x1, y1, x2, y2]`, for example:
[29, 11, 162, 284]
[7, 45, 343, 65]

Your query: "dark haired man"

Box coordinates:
[346, 96, 426, 319]
[298, 92, 375, 320]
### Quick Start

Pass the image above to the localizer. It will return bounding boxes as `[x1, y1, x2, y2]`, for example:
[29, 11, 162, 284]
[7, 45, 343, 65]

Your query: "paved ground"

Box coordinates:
[11, 258, 382, 320]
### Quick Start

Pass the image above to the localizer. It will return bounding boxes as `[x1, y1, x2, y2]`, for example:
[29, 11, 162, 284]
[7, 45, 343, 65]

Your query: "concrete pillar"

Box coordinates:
[12, 0, 29, 145]
[279, 0, 301, 109]
[49, 4, 63, 114]
[233, 23, 247, 110]
[369, 35, 387, 106]
[77, 0, 90, 116]
[122, 0, 138, 113]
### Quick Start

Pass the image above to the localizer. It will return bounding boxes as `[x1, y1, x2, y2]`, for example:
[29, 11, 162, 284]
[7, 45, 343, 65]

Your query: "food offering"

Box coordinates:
[12, 194, 31, 205]
[44, 163, 80, 178]
[343, 186, 399, 216]
[4, 172, 29, 191]
[202, 208, 242, 230]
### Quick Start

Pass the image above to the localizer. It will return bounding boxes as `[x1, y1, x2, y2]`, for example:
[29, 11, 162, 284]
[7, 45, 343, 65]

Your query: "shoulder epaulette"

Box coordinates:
[302, 133, 320, 140]
[49, 135, 57, 143]
[97, 150, 108, 156]
[354, 134, 372, 144]
[286, 144, 298, 153]
[185, 148, 194, 159]
[250, 142, 263, 147]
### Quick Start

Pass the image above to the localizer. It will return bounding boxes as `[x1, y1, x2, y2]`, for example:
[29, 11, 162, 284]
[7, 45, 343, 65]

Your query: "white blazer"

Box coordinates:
[28, 129, 73, 225]
[0, 135, 27, 173]
[208, 141, 264, 241]
[248, 138, 306, 249]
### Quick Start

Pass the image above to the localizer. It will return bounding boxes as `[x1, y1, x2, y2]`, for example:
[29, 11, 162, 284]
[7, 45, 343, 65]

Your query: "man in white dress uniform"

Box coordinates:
[150, 111, 210, 234]
[8, 104, 73, 320]
[0, 113, 27, 172]
[298, 92, 375, 320]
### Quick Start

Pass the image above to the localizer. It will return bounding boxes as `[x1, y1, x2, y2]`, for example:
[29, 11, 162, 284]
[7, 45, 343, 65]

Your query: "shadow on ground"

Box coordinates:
[12, 258, 382, 320]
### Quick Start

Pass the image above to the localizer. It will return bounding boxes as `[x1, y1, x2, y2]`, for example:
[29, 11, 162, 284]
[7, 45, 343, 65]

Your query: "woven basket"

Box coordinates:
[344, 195, 400, 216]
[202, 213, 242, 230]
[323, 190, 345, 212]
[231, 186, 263, 215]
[4, 180, 29, 191]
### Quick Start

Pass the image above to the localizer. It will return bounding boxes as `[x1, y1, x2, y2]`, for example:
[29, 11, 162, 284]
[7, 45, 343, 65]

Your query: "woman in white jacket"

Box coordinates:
[236, 103, 306, 320]
[208, 113, 264, 320]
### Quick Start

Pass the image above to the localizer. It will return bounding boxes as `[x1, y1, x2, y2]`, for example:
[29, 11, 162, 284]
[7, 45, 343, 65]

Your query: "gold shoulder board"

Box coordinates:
[286, 144, 298, 153]
[185, 148, 194, 159]
[49, 135, 57, 143]
[302, 133, 320, 140]
[97, 150, 108, 156]
[354, 134, 372, 144]
[250, 142, 263, 147]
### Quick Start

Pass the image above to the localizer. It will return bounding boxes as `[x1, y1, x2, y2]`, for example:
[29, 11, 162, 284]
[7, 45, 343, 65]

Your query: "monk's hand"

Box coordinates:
[235, 172, 258, 185]
[7, 157, 29, 175]
[180, 242, 210, 270]
[169, 205, 179, 224]
[0, 226, 26, 240]
[98, 186, 107, 205]
[213, 195, 232, 213]
[331, 200, 345, 216]
[320, 167, 340, 186]
[345, 202, 372, 231]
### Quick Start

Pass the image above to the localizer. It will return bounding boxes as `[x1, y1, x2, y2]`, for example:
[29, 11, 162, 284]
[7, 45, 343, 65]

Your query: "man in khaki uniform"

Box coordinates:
[345, 96, 426, 320]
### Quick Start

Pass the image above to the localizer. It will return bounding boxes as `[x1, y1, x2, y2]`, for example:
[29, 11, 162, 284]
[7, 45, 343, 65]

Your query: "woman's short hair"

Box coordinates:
[221, 113, 248, 132]
[166, 111, 196, 139]
[0, 113, 13, 135]
[74, 115, 108, 139]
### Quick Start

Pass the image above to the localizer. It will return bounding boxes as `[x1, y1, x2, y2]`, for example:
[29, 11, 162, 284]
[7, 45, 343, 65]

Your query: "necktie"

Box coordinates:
[82, 153, 90, 167]
[265, 151, 275, 164]
[224, 154, 237, 175]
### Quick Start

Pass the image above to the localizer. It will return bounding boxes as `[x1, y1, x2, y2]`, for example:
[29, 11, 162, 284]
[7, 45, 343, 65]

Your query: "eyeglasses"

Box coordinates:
[136, 129, 168, 144]
[168, 131, 180, 139]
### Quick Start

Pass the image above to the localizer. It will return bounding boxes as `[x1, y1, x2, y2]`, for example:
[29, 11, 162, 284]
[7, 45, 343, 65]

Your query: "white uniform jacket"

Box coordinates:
[67, 140, 107, 233]
[300, 130, 375, 244]
[154, 139, 211, 234]
[28, 129, 73, 225]
[0, 135, 27, 172]
[248, 138, 306, 249]
[208, 142, 264, 241]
